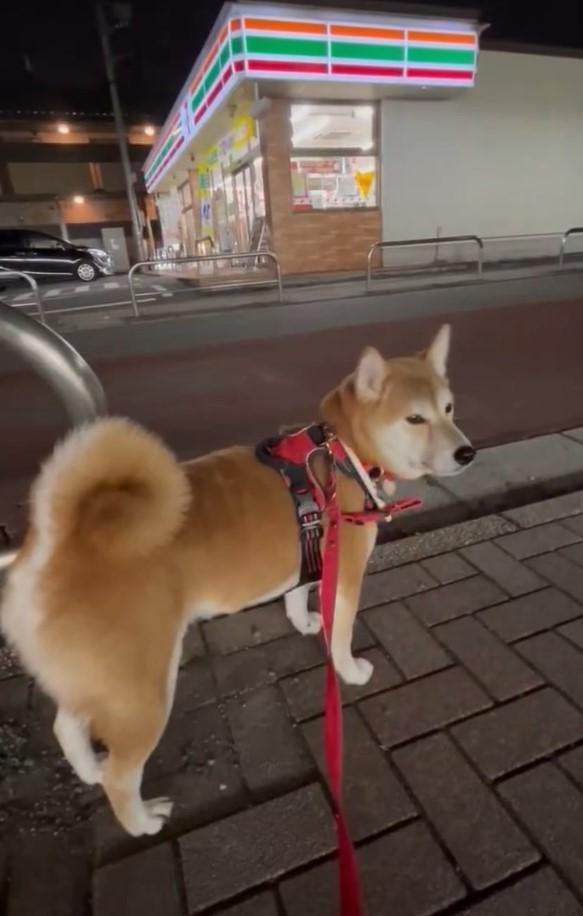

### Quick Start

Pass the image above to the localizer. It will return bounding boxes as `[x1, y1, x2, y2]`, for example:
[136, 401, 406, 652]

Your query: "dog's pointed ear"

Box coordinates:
[355, 347, 386, 401]
[426, 324, 451, 377]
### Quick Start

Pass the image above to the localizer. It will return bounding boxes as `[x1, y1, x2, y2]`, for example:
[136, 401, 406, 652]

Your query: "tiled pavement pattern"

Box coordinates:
[6, 495, 583, 912]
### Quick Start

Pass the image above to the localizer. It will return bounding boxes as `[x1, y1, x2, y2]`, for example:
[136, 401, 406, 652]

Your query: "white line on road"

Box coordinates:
[152, 284, 173, 298]
[103, 281, 121, 289]
[10, 292, 32, 302]
[43, 297, 156, 316]
[74, 285, 90, 293]
[43, 288, 62, 298]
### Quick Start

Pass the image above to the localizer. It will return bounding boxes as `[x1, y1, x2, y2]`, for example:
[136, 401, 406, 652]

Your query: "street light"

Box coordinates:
[57, 123, 70, 134]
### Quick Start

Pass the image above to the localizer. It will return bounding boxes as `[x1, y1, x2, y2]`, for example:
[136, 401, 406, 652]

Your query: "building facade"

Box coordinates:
[145, 1, 583, 275]
[0, 115, 158, 268]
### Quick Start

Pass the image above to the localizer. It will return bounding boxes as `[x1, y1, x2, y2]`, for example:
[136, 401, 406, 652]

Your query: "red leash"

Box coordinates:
[320, 488, 363, 916]
[256, 422, 421, 914]
[319, 451, 421, 916]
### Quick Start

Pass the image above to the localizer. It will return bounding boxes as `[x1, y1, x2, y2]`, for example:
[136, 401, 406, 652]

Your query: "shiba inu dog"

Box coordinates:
[1, 324, 474, 836]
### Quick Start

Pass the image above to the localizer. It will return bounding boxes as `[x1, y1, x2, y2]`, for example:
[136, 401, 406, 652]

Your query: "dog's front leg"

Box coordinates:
[332, 521, 377, 686]
[285, 583, 322, 635]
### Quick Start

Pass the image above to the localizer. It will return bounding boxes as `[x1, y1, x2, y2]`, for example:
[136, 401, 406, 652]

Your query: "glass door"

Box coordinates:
[233, 171, 250, 250]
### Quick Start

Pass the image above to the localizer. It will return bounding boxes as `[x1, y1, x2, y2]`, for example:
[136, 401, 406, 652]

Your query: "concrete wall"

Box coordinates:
[9, 162, 93, 196]
[381, 50, 583, 264]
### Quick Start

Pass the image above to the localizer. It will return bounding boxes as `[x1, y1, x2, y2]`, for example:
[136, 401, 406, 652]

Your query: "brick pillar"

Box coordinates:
[260, 98, 293, 268]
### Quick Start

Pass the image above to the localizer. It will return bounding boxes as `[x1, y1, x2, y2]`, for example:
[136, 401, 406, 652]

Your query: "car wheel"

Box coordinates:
[75, 260, 97, 282]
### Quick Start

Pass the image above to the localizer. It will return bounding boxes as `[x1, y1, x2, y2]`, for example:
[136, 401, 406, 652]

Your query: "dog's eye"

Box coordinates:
[445, 403, 453, 415]
[406, 414, 426, 425]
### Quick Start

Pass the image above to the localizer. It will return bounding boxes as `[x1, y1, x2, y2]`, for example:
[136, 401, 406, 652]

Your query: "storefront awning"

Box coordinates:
[145, 1, 481, 192]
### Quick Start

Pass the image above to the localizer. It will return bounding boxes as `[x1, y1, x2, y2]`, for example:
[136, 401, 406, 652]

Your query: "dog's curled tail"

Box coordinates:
[31, 417, 190, 560]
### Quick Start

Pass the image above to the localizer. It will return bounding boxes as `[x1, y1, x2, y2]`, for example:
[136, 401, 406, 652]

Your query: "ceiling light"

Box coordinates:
[290, 104, 312, 124]
[57, 123, 70, 134]
[73, 195, 85, 204]
[292, 115, 330, 148]
[144, 125, 155, 136]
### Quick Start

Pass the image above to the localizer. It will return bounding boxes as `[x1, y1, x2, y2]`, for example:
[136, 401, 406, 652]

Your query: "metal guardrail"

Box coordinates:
[367, 235, 484, 291]
[483, 232, 562, 244]
[559, 227, 583, 268]
[0, 301, 107, 571]
[0, 269, 46, 324]
[128, 250, 283, 317]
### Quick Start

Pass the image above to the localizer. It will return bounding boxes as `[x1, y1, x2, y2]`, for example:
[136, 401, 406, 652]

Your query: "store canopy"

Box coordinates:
[145, 1, 481, 192]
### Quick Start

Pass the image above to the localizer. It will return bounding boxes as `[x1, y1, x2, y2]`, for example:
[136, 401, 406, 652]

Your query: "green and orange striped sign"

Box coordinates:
[235, 17, 478, 83]
[145, 6, 479, 190]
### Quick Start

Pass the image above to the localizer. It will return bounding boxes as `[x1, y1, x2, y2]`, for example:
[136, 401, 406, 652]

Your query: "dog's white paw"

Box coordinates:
[298, 611, 322, 636]
[287, 607, 322, 636]
[338, 657, 374, 686]
[76, 757, 103, 786]
[127, 797, 174, 836]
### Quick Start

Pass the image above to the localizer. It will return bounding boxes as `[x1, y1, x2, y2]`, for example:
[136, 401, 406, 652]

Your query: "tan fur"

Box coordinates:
[32, 417, 191, 560]
[0, 325, 473, 836]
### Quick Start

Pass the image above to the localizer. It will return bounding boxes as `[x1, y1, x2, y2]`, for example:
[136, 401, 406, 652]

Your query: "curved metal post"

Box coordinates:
[366, 235, 484, 292]
[559, 227, 583, 268]
[128, 250, 283, 316]
[0, 270, 46, 324]
[0, 302, 107, 571]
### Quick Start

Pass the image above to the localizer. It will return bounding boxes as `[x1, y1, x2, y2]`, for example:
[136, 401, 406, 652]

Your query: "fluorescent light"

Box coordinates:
[290, 104, 312, 124]
[292, 115, 330, 148]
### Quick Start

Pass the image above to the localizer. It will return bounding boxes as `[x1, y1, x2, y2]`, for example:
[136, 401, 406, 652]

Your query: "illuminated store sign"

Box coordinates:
[145, 5, 479, 191]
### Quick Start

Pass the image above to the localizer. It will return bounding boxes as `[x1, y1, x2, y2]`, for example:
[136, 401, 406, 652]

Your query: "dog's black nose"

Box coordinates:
[455, 446, 476, 467]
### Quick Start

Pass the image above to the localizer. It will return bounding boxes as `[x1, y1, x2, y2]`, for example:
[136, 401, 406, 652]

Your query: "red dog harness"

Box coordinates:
[257, 424, 421, 916]
[256, 424, 420, 584]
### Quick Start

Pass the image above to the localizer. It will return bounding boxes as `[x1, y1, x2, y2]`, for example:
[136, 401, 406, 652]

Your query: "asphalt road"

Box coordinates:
[3, 285, 583, 504]
[0, 271, 199, 319]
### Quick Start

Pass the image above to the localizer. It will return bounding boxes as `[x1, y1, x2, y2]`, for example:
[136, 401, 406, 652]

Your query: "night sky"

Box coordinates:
[2, 0, 582, 123]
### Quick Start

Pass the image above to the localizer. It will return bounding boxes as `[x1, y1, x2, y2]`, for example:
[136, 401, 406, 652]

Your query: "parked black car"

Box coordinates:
[0, 229, 113, 282]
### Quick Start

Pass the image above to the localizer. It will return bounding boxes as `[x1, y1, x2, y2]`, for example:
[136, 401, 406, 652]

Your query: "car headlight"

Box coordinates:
[88, 248, 111, 262]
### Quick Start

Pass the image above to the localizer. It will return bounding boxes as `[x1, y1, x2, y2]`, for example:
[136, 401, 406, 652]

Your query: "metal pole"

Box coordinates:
[127, 263, 142, 318]
[0, 301, 106, 424]
[476, 237, 484, 278]
[0, 302, 107, 571]
[271, 253, 283, 303]
[0, 270, 46, 324]
[96, 1, 144, 263]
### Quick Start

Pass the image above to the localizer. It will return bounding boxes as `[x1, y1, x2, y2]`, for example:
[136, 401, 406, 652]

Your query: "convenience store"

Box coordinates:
[145, 1, 583, 274]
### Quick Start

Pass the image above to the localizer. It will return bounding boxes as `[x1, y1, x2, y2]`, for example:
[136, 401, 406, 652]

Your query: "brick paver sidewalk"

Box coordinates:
[4, 491, 583, 913]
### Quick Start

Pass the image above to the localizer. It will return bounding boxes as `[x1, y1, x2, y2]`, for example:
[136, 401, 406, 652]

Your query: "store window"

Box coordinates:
[196, 113, 266, 253]
[290, 103, 377, 211]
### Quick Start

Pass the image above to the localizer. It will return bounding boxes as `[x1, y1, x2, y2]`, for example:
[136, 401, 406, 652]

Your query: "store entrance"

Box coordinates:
[208, 158, 265, 255]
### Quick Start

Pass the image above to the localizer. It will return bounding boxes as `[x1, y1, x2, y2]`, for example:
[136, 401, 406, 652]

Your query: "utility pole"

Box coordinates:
[96, 1, 144, 262]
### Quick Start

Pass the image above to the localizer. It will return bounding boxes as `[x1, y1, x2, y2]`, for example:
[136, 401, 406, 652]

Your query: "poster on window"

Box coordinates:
[354, 170, 375, 201]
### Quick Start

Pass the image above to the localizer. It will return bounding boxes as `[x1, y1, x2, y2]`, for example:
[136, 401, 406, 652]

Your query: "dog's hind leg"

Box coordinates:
[98, 700, 172, 836]
[54, 708, 103, 785]
[285, 583, 321, 635]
